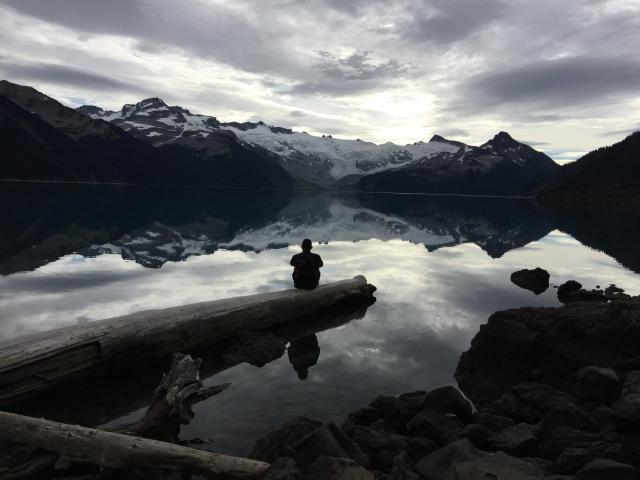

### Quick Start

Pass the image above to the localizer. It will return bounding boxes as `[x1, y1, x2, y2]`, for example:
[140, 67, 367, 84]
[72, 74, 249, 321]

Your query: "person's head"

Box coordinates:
[301, 238, 312, 252]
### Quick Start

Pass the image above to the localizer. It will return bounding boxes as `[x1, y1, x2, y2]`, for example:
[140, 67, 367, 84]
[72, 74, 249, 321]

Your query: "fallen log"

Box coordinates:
[2, 352, 231, 479]
[0, 276, 375, 406]
[0, 410, 269, 479]
[14, 296, 375, 427]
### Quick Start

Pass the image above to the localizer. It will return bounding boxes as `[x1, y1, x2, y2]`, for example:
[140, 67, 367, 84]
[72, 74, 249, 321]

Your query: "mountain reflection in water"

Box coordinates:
[1, 184, 640, 456]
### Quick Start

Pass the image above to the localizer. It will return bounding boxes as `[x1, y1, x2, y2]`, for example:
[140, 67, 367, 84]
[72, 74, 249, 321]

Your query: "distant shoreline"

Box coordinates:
[0, 178, 536, 199]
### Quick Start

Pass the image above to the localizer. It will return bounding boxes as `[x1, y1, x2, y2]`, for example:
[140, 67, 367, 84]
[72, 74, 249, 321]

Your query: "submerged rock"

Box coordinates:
[511, 268, 550, 295]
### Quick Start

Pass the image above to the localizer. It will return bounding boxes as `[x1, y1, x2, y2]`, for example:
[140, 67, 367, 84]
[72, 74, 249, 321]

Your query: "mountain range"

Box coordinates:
[2, 80, 637, 201]
[77, 94, 559, 194]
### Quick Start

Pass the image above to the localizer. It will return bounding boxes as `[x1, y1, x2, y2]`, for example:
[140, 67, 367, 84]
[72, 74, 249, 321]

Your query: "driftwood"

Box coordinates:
[0, 276, 375, 406]
[14, 296, 375, 428]
[0, 410, 269, 479]
[1, 353, 247, 479]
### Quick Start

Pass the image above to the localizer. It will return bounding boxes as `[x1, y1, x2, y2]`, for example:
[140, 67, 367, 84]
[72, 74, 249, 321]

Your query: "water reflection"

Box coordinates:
[1, 184, 640, 456]
[2, 184, 639, 274]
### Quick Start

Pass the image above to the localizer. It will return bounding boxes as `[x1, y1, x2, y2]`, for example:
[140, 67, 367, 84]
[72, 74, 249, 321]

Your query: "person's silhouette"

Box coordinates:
[287, 334, 320, 380]
[290, 239, 323, 290]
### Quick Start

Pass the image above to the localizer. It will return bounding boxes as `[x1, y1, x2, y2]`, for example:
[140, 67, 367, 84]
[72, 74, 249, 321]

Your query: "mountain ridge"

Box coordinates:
[79, 95, 559, 192]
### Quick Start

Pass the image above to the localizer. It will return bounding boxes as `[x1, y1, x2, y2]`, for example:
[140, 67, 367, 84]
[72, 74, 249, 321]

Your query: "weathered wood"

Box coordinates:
[0, 410, 269, 479]
[120, 352, 230, 442]
[0, 276, 375, 406]
[14, 296, 375, 427]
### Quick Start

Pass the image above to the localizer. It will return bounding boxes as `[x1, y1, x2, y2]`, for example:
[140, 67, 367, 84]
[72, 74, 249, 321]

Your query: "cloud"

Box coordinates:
[287, 51, 415, 96]
[0, 59, 140, 92]
[459, 56, 640, 111]
[394, 0, 506, 46]
[0, 0, 639, 154]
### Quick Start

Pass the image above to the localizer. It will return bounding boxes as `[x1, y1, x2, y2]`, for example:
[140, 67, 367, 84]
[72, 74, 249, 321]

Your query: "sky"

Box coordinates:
[0, 0, 639, 163]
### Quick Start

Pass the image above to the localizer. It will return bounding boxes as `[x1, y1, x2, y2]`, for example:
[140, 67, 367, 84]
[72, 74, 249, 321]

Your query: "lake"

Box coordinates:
[1, 183, 639, 457]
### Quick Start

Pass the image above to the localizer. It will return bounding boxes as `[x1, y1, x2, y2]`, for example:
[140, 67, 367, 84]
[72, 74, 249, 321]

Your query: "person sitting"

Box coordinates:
[290, 239, 323, 290]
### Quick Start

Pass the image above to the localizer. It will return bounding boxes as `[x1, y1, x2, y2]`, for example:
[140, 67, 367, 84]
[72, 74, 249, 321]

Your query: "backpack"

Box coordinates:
[292, 253, 320, 288]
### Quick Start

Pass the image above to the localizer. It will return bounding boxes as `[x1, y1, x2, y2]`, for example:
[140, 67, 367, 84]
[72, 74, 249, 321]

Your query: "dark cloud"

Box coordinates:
[394, 0, 506, 46]
[289, 110, 306, 118]
[0, 0, 302, 77]
[0, 0, 146, 35]
[0, 59, 141, 92]
[600, 126, 640, 138]
[460, 56, 640, 111]
[287, 51, 414, 96]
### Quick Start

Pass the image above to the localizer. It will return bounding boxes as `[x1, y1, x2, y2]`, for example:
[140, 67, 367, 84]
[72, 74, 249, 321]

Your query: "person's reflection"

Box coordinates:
[287, 334, 320, 380]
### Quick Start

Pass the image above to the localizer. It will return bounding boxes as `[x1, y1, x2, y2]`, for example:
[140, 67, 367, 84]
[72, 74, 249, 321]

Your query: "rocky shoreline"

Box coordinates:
[251, 274, 640, 479]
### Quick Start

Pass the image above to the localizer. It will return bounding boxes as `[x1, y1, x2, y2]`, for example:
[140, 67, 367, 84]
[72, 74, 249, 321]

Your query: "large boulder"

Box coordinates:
[491, 423, 540, 457]
[423, 386, 473, 422]
[575, 458, 640, 480]
[344, 425, 437, 471]
[293, 423, 370, 471]
[576, 366, 622, 404]
[553, 447, 592, 475]
[511, 268, 550, 295]
[260, 457, 304, 480]
[452, 451, 565, 479]
[414, 439, 485, 480]
[612, 371, 640, 429]
[405, 409, 464, 445]
[307, 456, 374, 480]
[250, 417, 321, 462]
[455, 297, 640, 406]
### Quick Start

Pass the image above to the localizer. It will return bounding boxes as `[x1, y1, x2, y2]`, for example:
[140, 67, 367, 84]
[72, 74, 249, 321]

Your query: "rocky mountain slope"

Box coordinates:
[358, 132, 560, 195]
[79, 97, 559, 192]
[0, 81, 293, 188]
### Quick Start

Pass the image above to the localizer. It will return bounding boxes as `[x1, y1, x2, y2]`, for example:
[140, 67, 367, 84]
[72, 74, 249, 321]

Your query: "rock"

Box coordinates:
[294, 423, 370, 471]
[414, 439, 485, 480]
[473, 410, 516, 432]
[553, 447, 591, 474]
[491, 422, 540, 457]
[542, 401, 600, 433]
[539, 425, 603, 461]
[452, 451, 561, 479]
[455, 297, 640, 406]
[576, 366, 622, 404]
[511, 268, 550, 295]
[389, 452, 422, 480]
[366, 393, 427, 434]
[557, 280, 582, 297]
[307, 456, 374, 480]
[612, 371, 640, 429]
[575, 458, 640, 480]
[457, 423, 489, 449]
[344, 425, 437, 471]
[346, 407, 381, 428]
[423, 386, 473, 422]
[606, 285, 625, 295]
[405, 409, 464, 445]
[250, 417, 321, 462]
[261, 457, 304, 480]
[612, 397, 640, 429]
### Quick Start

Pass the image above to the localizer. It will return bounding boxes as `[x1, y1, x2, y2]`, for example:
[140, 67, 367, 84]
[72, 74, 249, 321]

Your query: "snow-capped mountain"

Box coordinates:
[78, 98, 558, 191]
[78, 193, 554, 268]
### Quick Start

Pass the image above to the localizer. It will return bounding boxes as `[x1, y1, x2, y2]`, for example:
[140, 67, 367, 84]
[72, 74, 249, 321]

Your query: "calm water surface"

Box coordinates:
[1, 184, 639, 456]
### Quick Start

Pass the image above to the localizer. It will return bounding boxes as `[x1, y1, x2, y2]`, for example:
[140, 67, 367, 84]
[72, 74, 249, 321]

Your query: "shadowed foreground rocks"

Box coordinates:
[255, 280, 640, 479]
